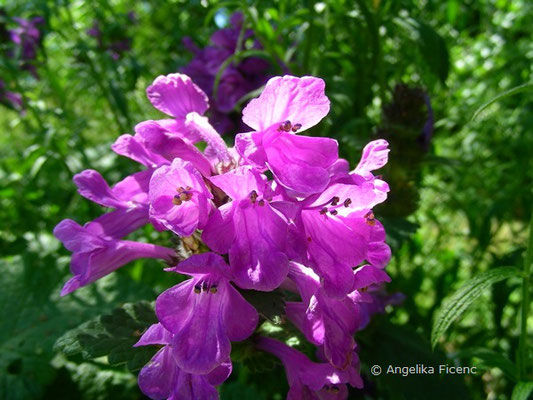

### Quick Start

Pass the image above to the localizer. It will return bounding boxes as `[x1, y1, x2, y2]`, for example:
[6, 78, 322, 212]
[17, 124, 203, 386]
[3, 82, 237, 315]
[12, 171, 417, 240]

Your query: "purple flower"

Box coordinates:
[202, 166, 289, 291]
[9, 16, 44, 61]
[0, 79, 24, 111]
[182, 12, 271, 134]
[135, 323, 231, 400]
[149, 158, 213, 236]
[54, 217, 175, 295]
[156, 253, 258, 374]
[236, 75, 337, 195]
[256, 337, 363, 400]
[286, 262, 390, 368]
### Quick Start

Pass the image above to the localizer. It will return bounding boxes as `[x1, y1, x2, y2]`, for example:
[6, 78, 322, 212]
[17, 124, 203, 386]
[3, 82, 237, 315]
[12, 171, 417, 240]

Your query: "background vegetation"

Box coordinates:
[0, 0, 531, 399]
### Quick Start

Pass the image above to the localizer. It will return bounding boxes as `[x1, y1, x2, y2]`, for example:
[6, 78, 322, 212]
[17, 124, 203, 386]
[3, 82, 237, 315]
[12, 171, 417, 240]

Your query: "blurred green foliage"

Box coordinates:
[0, 0, 531, 399]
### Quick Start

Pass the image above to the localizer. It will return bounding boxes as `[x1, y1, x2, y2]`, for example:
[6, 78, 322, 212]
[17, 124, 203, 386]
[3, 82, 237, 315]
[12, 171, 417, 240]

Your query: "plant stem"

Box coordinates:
[518, 211, 533, 380]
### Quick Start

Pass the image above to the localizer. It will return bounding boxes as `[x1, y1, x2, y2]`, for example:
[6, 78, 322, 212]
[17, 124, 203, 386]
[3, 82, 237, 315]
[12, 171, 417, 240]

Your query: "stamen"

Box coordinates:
[250, 190, 258, 203]
[209, 285, 218, 294]
[343, 198, 352, 207]
[320, 207, 328, 215]
[258, 199, 265, 206]
[330, 210, 338, 215]
[360, 286, 368, 292]
[201, 281, 208, 292]
[291, 123, 302, 132]
[365, 211, 376, 226]
[172, 196, 183, 206]
[330, 196, 340, 206]
[194, 285, 201, 294]
[279, 120, 292, 132]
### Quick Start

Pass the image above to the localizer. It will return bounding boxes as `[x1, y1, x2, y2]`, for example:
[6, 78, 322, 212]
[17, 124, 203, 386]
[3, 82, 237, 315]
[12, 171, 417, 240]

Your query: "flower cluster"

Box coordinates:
[0, 11, 44, 112]
[55, 72, 392, 399]
[182, 12, 273, 134]
[86, 11, 136, 60]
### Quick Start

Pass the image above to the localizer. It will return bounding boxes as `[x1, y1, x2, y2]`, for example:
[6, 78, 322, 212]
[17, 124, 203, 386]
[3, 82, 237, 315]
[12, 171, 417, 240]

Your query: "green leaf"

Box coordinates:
[393, 17, 450, 83]
[0, 254, 155, 400]
[239, 289, 286, 324]
[455, 347, 517, 381]
[511, 382, 533, 400]
[472, 82, 533, 121]
[431, 266, 521, 348]
[55, 302, 158, 372]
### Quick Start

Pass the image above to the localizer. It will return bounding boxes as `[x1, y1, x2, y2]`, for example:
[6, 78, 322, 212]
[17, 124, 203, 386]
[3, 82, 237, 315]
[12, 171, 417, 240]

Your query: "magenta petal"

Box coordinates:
[172, 373, 219, 400]
[171, 287, 230, 374]
[206, 359, 232, 386]
[135, 121, 213, 176]
[168, 252, 231, 278]
[134, 323, 173, 347]
[147, 73, 209, 118]
[149, 159, 212, 236]
[138, 347, 176, 400]
[207, 166, 266, 201]
[230, 202, 289, 291]
[73, 170, 125, 209]
[354, 139, 389, 175]
[367, 242, 391, 268]
[222, 285, 258, 341]
[353, 265, 391, 289]
[234, 132, 268, 167]
[111, 134, 167, 168]
[185, 112, 230, 162]
[156, 280, 195, 334]
[263, 130, 338, 194]
[242, 76, 330, 131]
[201, 204, 236, 254]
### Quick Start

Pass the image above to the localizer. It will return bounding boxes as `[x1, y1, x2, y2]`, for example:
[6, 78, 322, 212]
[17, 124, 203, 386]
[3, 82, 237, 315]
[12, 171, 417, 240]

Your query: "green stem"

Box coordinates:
[518, 212, 533, 380]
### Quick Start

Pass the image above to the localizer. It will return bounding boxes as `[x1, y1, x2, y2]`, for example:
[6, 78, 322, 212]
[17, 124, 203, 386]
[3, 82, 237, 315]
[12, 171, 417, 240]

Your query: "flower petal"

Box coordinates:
[222, 284, 258, 341]
[138, 347, 176, 400]
[242, 76, 330, 131]
[147, 73, 209, 118]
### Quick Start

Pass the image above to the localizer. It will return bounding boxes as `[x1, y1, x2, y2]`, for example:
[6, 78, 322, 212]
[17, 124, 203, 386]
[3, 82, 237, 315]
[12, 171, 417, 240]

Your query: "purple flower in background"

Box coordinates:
[135, 323, 232, 400]
[256, 337, 363, 399]
[0, 79, 23, 112]
[9, 16, 44, 61]
[86, 12, 136, 60]
[54, 218, 175, 295]
[182, 12, 272, 134]
[156, 253, 258, 374]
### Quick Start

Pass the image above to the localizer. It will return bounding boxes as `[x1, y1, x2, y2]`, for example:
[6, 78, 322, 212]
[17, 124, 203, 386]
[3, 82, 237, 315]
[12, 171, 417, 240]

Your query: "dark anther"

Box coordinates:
[320, 207, 328, 215]
[375, 175, 383, 180]
[194, 285, 201, 294]
[330, 210, 338, 216]
[364, 211, 376, 226]
[172, 196, 183, 206]
[279, 120, 292, 132]
[330, 386, 340, 394]
[209, 285, 218, 294]
[250, 190, 258, 203]
[185, 186, 192, 190]
[258, 199, 265, 206]
[330, 196, 340, 206]
[291, 123, 302, 132]
[360, 286, 368, 292]
[343, 198, 352, 207]
[201, 282, 208, 292]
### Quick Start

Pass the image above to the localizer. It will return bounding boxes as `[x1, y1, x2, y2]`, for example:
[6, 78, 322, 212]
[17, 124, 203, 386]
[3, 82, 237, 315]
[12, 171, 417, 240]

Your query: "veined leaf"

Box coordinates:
[511, 382, 533, 400]
[431, 266, 521, 348]
[455, 347, 517, 382]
